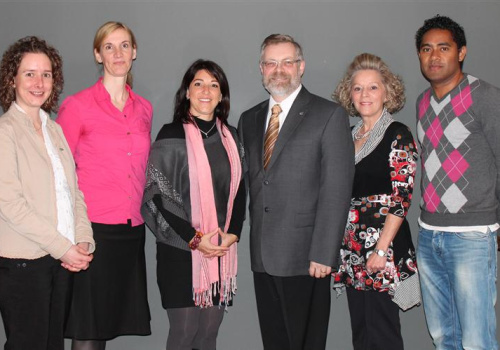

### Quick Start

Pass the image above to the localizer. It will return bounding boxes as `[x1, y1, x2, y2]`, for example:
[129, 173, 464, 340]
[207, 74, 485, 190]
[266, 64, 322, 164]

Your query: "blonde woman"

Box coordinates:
[57, 22, 152, 350]
[332, 53, 419, 350]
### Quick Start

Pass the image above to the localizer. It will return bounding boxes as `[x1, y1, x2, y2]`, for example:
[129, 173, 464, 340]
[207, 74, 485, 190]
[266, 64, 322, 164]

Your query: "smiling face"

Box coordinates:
[260, 42, 304, 102]
[186, 69, 222, 121]
[13, 53, 53, 116]
[418, 28, 466, 97]
[94, 28, 137, 79]
[350, 69, 387, 120]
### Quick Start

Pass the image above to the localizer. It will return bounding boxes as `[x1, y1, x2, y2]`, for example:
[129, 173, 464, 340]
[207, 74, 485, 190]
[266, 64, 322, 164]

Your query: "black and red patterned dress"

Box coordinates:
[333, 120, 418, 298]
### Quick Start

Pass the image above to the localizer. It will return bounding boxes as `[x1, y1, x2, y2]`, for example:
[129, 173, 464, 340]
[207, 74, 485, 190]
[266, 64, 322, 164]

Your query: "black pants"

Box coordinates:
[0, 255, 71, 350]
[346, 288, 403, 350]
[253, 272, 331, 350]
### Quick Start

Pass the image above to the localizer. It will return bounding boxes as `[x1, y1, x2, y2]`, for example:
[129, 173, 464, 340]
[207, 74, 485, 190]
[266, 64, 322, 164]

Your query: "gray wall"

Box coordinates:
[1, 0, 499, 349]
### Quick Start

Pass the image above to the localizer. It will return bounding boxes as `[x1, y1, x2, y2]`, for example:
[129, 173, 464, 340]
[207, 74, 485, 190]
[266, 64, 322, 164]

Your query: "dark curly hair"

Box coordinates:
[415, 15, 467, 51]
[333, 53, 405, 117]
[0, 36, 63, 113]
[173, 59, 230, 126]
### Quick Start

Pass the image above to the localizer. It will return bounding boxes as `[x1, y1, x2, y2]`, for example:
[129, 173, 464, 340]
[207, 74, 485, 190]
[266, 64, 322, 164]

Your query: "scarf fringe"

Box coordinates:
[193, 275, 237, 309]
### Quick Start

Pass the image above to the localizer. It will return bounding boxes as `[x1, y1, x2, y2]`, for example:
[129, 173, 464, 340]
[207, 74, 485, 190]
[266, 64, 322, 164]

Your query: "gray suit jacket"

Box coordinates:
[238, 87, 355, 277]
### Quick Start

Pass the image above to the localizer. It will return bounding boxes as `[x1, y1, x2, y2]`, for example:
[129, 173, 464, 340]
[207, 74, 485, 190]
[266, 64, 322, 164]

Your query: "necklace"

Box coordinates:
[199, 122, 216, 138]
[354, 126, 372, 141]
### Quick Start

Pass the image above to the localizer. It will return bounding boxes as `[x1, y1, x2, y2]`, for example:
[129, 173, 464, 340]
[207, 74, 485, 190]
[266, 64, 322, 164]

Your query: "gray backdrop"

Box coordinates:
[1, 0, 499, 349]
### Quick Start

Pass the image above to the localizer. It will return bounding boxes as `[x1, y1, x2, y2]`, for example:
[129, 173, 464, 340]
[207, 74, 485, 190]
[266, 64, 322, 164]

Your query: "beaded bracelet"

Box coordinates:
[189, 231, 204, 250]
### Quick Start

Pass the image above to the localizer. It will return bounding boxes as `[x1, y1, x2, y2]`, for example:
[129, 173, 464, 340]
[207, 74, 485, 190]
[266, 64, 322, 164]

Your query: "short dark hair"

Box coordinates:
[0, 36, 64, 113]
[173, 59, 230, 126]
[415, 15, 467, 51]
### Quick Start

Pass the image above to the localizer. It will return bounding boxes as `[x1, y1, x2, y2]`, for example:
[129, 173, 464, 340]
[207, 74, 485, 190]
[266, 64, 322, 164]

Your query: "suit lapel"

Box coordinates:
[265, 88, 312, 171]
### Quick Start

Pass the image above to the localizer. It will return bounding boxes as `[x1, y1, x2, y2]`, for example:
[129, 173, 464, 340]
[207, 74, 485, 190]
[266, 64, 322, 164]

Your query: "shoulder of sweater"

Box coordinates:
[471, 76, 500, 100]
[416, 87, 432, 102]
[155, 121, 185, 141]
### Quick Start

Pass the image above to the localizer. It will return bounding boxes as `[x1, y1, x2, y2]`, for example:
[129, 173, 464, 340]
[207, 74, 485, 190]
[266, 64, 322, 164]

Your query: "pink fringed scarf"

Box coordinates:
[184, 119, 241, 308]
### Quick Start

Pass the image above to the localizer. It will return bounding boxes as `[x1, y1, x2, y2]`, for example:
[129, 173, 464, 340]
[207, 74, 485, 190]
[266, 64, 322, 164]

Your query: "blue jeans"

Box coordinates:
[417, 227, 498, 350]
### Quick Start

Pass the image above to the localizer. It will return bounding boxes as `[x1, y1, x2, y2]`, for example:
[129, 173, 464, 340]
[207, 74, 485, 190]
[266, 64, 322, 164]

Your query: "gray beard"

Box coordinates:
[263, 75, 301, 98]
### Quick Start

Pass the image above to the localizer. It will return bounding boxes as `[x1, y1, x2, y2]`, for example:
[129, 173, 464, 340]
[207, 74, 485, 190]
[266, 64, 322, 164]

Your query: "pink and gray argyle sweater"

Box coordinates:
[417, 74, 500, 226]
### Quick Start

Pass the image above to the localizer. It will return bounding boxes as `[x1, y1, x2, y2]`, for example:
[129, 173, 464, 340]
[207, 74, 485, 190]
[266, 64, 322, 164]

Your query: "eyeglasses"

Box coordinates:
[260, 59, 301, 70]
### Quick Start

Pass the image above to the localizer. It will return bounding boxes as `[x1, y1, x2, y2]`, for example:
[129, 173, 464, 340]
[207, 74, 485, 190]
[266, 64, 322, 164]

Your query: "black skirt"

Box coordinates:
[156, 242, 228, 309]
[65, 222, 151, 340]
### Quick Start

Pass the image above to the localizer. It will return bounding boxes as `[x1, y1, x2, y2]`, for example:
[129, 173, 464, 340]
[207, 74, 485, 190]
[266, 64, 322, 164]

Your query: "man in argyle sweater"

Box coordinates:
[415, 15, 500, 350]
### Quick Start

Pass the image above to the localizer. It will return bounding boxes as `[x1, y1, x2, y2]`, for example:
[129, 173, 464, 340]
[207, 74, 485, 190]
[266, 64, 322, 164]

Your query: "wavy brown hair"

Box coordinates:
[0, 36, 63, 113]
[93, 21, 137, 87]
[333, 53, 405, 117]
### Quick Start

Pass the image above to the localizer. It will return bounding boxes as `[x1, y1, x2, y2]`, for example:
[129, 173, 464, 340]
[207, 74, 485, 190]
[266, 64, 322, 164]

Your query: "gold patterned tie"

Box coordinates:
[263, 104, 282, 170]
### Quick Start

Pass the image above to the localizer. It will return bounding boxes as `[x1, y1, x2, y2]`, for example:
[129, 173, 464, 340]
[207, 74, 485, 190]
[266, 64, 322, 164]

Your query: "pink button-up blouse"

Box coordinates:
[57, 79, 153, 226]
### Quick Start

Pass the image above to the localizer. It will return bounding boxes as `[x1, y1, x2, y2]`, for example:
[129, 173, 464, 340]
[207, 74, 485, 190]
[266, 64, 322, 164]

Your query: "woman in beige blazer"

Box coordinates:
[0, 36, 94, 350]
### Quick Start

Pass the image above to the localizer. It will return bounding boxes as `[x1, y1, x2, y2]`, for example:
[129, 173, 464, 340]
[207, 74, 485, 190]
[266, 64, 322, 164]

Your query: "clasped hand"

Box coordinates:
[197, 228, 238, 258]
[60, 242, 93, 272]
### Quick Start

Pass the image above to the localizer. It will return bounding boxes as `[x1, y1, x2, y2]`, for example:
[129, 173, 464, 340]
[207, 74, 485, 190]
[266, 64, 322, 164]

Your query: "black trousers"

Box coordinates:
[0, 255, 71, 350]
[253, 272, 331, 350]
[346, 288, 403, 350]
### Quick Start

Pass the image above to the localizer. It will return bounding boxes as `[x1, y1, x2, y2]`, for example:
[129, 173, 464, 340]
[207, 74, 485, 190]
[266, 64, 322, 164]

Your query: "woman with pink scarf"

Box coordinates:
[142, 59, 245, 350]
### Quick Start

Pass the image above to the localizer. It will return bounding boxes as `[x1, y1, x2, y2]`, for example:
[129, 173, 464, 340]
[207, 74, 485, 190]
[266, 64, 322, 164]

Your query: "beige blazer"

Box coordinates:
[0, 105, 94, 260]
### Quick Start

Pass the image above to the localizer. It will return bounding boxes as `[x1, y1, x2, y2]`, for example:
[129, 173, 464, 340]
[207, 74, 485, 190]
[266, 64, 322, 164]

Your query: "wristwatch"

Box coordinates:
[374, 248, 388, 257]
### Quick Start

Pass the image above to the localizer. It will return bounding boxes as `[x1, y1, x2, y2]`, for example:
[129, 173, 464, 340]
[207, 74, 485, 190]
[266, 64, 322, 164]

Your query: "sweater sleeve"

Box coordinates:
[152, 194, 196, 243]
[387, 125, 418, 218]
[478, 83, 500, 222]
[227, 178, 246, 239]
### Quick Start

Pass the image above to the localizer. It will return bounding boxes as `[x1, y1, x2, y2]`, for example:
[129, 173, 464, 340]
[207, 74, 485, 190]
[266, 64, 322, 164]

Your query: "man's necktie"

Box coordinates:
[263, 104, 282, 170]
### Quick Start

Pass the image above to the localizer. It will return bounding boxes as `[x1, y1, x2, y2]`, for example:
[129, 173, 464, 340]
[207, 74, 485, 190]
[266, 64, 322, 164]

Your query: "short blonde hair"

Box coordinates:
[333, 53, 405, 117]
[93, 21, 137, 87]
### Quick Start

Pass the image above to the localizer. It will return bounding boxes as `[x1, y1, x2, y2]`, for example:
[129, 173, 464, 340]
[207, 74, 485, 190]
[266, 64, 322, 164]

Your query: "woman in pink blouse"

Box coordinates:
[57, 21, 152, 350]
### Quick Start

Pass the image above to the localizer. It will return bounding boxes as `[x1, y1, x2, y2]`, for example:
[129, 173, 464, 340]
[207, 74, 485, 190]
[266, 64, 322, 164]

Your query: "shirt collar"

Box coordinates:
[95, 76, 135, 102]
[269, 84, 302, 114]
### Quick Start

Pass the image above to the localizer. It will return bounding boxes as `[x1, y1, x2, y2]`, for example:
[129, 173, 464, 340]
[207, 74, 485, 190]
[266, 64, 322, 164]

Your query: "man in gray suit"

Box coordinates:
[238, 34, 354, 350]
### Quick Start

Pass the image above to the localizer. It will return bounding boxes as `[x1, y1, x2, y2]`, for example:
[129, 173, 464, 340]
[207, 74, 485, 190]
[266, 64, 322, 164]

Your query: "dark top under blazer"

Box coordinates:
[238, 87, 355, 277]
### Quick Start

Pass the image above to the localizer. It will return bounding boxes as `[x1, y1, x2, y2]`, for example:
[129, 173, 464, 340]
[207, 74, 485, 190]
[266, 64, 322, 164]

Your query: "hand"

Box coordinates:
[196, 229, 229, 259]
[366, 252, 387, 274]
[309, 261, 332, 279]
[77, 242, 90, 253]
[60, 245, 93, 272]
[218, 229, 238, 248]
